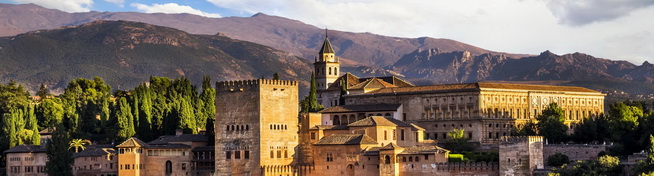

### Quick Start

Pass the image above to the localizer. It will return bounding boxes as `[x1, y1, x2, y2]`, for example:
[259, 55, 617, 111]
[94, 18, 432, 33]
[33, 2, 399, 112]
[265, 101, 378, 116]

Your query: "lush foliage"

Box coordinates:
[442, 129, 476, 152]
[46, 126, 74, 176]
[537, 103, 569, 144]
[300, 73, 324, 113]
[547, 153, 570, 167]
[551, 155, 621, 176]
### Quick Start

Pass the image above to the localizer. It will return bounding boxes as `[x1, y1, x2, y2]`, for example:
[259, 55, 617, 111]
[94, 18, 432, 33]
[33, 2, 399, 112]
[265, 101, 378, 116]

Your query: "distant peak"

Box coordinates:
[540, 50, 557, 57]
[251, 12, 268, 17]
[643, 60, 653, 67]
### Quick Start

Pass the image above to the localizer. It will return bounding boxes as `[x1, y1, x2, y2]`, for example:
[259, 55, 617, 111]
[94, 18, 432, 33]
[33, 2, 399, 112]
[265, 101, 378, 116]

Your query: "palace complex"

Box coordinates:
[4, 34, 606, 176]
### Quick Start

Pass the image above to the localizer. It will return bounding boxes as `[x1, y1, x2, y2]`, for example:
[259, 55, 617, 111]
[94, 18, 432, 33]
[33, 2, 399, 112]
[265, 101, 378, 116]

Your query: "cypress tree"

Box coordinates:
[115, 97, 135, 142]
[178, 98, 197, 134]
[45, 126, 73, 176]
[25, 105, 40, 145]
[136, 84, 153, 141]
[307, 72, 323, 112]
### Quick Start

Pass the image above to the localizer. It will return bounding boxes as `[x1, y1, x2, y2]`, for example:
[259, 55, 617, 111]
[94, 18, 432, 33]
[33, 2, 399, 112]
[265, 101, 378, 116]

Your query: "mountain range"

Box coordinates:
[0, 3, 652, 100]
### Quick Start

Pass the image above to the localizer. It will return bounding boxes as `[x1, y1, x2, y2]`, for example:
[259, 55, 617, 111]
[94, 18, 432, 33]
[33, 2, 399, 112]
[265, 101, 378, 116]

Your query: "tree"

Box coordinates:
[36, 83, 51, 100]
[572, 114, 610, 144]
[272, 72, 280, 80]
[200, 76, 216, 143]
[69, 139, 91, 153]
[442, 129, 475, 152]
[547, 153, 570, 167]
[513, 120, 538, 136]
[339, 79, 347, 106]
[114, 97, 135, 142]
[24, 105, 40, 145]
[134, 83, 153, 141]
[177, 98, 197, 134]
[37, 98, 65, 128]
[537, 103, 569, 144]
[635, 135, 654, 174]
[302, 73, 324, 112]
[46, 126, 73, 176]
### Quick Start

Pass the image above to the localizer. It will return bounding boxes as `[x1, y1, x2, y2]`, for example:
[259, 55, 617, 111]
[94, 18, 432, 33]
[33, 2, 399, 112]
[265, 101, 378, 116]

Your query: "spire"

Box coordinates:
[319, 29, 335, 54]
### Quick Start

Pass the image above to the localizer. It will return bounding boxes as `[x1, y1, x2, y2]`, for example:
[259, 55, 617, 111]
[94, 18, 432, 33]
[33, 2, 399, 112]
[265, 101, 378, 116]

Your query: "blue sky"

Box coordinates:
[1, 0, 653, 64]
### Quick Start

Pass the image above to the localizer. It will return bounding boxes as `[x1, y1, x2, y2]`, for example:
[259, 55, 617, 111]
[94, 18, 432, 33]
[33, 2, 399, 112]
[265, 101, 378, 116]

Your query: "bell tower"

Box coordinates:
[314, 29, 340, 90]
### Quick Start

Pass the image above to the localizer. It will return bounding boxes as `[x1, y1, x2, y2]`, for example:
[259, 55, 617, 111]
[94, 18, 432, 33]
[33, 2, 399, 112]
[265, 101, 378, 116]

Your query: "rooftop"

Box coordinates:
[116, 137, 148, 148]
[73, 146, 115, 157]
[314, 134, 377, 145]
[4, 145, 46, 154]
[319, 104, 401, 113]
[147, 134, 208, 145]
[348, 116, 415, 128]
[361, 82, 601, 95]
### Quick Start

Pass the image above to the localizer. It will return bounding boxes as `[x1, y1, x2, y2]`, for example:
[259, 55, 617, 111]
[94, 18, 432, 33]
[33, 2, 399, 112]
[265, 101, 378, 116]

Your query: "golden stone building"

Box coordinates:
[314, 34, 605, 145]
[214, 79, 299, 176]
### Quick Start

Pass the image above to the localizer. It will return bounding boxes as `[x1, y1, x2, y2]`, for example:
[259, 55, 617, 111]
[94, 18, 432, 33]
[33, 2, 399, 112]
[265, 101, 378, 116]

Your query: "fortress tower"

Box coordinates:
[214, 79, 299, 176]
[314, 30, 340, 90]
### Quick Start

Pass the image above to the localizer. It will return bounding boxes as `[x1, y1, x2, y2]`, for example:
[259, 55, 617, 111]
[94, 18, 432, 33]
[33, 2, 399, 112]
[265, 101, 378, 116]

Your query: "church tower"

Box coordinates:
[314, 30, 340, 90]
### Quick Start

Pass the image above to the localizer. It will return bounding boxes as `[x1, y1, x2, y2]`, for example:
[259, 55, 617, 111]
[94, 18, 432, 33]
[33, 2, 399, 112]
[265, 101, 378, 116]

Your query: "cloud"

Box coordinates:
[104, 0, 125, 7]
[544, 0, 654, 26]
[131, 3, 221, 18]
[11, 0, 92, 12]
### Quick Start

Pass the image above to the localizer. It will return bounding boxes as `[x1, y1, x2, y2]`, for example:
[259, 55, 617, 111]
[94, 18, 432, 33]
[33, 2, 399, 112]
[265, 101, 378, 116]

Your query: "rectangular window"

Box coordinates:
[235, 151, 241, 159]
[245, 151, 250, 159]
[393, 130, 396, 140]
[277, 150, 282, 158]
[310, 132, 316, 140]
[226, 151, 232, 160]
[181, 163, 187, 170]
[401, 129, 405, 141]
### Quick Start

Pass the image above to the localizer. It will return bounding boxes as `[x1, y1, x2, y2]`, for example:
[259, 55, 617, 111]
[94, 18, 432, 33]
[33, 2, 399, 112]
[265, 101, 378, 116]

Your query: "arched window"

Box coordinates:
[165, 160, 172, 175]
[384, 155, 391, 164]
[402, 157, 407, 162]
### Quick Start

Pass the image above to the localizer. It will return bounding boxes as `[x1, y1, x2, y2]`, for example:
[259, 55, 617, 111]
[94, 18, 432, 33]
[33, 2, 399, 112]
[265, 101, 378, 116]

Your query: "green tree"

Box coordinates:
[572, 114, 610, 144]
[547, 153, 570, 167]
[24, 105, 40, 145]
[301, 73, 323, 112]
[114, 97, 135, 142]
[537, 103, 569, 144]
[272, 72, 280, 80]
[45, 126, 73, 176]
[609, 102, 643, 136]
[134, 83, 153, 141]
[37, 98, 65, 128]
[36, 83, 51, 100]
[69, 139, 90, 153]
[635, 135, 654, 174]
[513, 120, 538, 136]
[442, 129, 475, 152]
[178, 98, 197, 134]
[199, 76, 216, 134]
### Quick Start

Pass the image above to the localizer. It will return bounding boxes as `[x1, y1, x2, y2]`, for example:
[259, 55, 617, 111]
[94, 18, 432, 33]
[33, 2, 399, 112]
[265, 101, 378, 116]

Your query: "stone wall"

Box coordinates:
[543, 144, 608, 163]
[499, 136, 543, 176]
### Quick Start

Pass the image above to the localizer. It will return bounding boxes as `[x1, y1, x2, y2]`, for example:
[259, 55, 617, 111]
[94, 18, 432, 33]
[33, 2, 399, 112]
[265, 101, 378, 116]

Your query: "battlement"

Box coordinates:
[500, 136, 543, 144]
[399, 162, 498, 174]
[216, 79, 298, 91]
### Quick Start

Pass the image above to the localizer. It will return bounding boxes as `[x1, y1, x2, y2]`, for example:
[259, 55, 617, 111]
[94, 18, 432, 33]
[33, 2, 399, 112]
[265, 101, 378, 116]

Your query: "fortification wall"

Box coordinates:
[543, 144, 607, 162]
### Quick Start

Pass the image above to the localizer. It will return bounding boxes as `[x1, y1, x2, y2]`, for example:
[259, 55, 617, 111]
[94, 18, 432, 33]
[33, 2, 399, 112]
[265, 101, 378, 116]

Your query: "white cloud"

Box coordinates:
[104, 0, 125, 7]
[544, 0, 654, 26]
[207, 0, 654, 64]
[131, 3, 221, 18]
[11, 0, 92, 12]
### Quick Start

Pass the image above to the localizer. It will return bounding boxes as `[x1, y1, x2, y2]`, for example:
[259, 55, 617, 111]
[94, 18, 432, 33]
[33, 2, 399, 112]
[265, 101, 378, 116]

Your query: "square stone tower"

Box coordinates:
[499, 136, 544, 176]
[215, 79, 299, 176]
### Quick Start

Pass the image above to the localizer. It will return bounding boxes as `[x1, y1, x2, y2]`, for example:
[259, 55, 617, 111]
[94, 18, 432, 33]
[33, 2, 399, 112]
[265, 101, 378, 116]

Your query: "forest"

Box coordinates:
[0, 76, 216, 169]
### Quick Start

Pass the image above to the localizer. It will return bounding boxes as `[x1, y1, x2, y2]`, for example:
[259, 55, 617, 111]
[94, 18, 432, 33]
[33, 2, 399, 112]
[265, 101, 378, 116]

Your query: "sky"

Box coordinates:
[1, 0, 653, 65]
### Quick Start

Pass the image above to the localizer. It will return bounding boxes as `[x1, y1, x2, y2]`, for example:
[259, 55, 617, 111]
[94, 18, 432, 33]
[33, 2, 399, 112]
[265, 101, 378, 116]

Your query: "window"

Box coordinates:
[245, 151, 250, 159]
[235, 151, 241, 159]
[393, 130, 396, 140]
[165, 161, 172, 175]
[401, 129, 405, 140]
[284, 150, 288, 158]
[270, 151, 274, 158]
[226, 151, 232, 160]
[277, 150, 282, 158]
[310, 132, 316, 140]
[326, 153, 333, 162]
[384, 155, 391, 164]
[384, 131, 388, 140]
[181, 163, 187, 170]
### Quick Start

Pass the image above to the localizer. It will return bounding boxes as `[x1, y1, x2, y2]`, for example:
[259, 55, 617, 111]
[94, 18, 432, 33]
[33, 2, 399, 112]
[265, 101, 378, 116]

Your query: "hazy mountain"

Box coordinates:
[0, 3, 527, 67]
[391, 49, 654, 95]
[0, 20, 312, 92]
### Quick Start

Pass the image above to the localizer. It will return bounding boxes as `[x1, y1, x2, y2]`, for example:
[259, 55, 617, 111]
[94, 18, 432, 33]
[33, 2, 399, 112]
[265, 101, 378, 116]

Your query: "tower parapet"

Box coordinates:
[216, 79, 298, 91]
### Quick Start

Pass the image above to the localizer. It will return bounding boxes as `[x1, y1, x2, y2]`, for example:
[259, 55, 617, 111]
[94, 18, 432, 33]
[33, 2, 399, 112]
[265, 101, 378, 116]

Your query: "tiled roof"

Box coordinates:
[314, 134, 377, 145]
[379, 143, 402, 150]
[362, 82, 600, 95]
[319, 104, 401, 113]
[309, 125, 349, 130]
[319, 37, 335, 54]
[145, 144, 192, 149]
[326, 73, 414, 91]
[4, 145, 46, 153]
[147, 134, 208, 145]
[73, 146, 115, 157]
[400, 146, 449, 154]
[477, 82, 599, 93]
[349, 78, 397, 90]
[347, 116, 414, 127]
[192, 146, 215, 152]
[116, 137, 148, 148]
